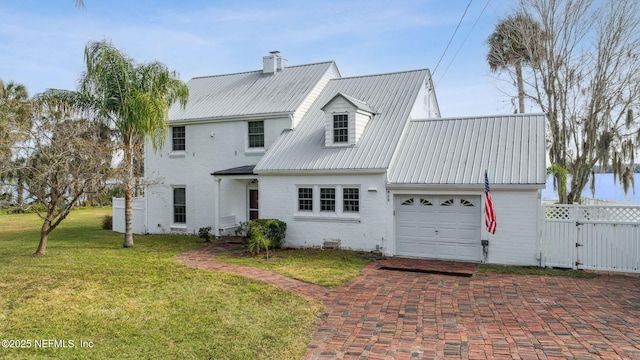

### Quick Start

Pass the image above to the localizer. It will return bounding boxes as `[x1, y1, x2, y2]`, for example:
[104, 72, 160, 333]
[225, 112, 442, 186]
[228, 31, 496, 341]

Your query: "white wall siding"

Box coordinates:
[259, 173, 388, 252]
[293, 64, 340, 128]
[219, 179, 254, 221]
[354, 110, 371, 144]
[145, 118, 287, 234]
[486, 190, 540, 266]
[145, 184, 172, 233]
[409, 76, 440, 119]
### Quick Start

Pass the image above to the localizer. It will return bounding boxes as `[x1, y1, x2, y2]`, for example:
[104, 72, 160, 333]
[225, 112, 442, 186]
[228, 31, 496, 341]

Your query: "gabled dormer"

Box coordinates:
[321, 93, 374, 147]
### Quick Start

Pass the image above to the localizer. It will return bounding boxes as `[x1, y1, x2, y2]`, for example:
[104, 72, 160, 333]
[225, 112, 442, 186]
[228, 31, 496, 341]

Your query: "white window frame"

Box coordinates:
[298, 187, 313, 212]
[172, 126, 186, 151]
[294, 185, 361, 222]
[173, 187, 186, 225]
[332, 114, 349, 143]
[320, 187, 336, 212]
[343, 187, 359, 213]
[247, 120, 265, 149]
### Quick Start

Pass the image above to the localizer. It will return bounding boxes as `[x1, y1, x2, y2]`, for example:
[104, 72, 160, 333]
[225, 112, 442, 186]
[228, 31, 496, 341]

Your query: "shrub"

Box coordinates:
[102, 215, 113, 230]
[198, 226, 212, 243]
[246, 219, 287, 258]
[247, 222, 271, 258]
[251, 219, 287, 249]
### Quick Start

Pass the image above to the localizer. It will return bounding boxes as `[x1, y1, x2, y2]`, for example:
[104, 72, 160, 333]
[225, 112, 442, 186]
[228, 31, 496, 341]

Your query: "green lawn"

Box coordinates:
[214, 248, 379, 288]
[478, 264, 599, 278]
[0, 208, 322, 359]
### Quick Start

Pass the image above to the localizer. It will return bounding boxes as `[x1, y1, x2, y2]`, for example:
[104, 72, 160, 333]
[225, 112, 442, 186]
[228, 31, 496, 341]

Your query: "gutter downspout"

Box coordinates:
[214, 178, 222, 237]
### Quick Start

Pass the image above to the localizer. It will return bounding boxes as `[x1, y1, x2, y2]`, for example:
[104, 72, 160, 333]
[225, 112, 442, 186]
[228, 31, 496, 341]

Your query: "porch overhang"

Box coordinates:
[211, 165, 258, 237]
[212, 165, 256, 179]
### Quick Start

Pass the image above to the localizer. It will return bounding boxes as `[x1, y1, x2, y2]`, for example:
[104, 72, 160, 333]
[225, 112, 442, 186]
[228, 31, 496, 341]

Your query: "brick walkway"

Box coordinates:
[177, 244, 640, 360]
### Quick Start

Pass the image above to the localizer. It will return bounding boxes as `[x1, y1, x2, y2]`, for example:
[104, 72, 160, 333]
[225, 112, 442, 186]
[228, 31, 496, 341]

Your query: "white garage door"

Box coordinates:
[395, 195, 481, 261]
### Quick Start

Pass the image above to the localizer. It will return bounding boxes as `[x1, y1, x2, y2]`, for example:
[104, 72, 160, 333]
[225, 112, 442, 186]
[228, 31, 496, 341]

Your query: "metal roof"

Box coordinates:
[169, 61, 337, 122]
[212, 165, 256, 176]
[321, 93, 374, 113]
[387, 115, 546, 185]
[255, 69, 431, 173]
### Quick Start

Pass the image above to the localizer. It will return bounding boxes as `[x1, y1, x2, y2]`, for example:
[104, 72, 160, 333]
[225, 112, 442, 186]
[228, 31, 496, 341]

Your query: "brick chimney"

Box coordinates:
[263, 51, 286, 74]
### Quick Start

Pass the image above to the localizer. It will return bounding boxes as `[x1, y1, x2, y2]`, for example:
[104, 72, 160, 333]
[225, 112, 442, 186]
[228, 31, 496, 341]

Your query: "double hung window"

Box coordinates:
[248, 121, 264, 148]
[298, 188, 313, 211]
[333, 114, 348, 143]
[343, 188, 359, 212]
[173, 188, 186, 223]
[172, 126, 186, 151]
[320, 188, 336, 211]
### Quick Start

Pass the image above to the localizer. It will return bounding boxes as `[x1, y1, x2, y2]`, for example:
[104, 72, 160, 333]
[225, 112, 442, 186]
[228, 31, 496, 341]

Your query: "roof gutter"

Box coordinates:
[385, 183, 546, 191]
[255, 168, 387, 176]
[169, 112, 295, 126]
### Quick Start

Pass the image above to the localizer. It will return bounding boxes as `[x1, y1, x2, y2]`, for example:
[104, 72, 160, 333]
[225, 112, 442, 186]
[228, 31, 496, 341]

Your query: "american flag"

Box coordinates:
[485, 171, 497, 234]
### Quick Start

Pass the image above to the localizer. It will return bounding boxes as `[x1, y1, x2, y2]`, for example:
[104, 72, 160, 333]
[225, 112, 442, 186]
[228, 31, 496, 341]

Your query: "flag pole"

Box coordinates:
[482, 169, 497, 263]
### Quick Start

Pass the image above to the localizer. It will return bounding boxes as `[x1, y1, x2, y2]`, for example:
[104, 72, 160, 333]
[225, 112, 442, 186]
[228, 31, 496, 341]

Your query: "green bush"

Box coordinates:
[246, 219, 287, 258]
[251, 219, 287, 249]
[198, 226, 212, 242]
[247, 223, 271, 258]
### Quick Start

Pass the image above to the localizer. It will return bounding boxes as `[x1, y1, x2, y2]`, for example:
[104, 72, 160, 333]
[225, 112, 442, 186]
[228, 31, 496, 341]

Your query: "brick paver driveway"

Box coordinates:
[178, 245, 640, 359]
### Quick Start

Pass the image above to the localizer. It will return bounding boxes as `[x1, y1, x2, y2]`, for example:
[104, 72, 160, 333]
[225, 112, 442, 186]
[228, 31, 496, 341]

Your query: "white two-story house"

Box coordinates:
[142, 52, 546, 266]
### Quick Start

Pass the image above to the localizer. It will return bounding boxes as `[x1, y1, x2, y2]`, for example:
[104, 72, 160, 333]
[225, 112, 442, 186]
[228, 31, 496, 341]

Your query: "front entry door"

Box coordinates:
[248, 188, 259, 220]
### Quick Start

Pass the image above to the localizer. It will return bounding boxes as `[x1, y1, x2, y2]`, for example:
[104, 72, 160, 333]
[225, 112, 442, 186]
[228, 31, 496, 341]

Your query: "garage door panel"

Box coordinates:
[417, 242, 438, 255]
[401, 239, 437, 253]
[436, 228, 458, 240]
[396, 195, 481, 261]
[456, 212, 477, 221]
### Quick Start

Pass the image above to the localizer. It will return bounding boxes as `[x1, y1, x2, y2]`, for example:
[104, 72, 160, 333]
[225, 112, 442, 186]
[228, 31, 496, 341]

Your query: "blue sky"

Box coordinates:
[0, 0, 517, 117]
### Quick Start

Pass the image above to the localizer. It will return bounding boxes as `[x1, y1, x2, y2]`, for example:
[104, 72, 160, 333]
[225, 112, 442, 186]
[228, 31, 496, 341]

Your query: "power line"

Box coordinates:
[436, 0, 492, 87]
[432, 0, 474, 76]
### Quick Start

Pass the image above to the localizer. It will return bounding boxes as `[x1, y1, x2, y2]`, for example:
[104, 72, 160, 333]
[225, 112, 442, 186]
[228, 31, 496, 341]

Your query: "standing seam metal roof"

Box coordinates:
[168, 61, 337, 122]
[387, 115, 546, 185]
[255, 69, 430, 172]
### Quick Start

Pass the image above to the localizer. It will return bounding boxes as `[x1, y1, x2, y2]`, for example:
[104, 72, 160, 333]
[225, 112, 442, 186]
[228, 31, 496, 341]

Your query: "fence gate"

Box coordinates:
[542, 204, 640, 274]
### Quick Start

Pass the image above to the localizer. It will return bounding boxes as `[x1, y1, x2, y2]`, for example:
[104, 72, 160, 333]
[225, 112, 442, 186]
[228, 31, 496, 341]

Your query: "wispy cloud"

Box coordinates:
[0, 0, 512, 116]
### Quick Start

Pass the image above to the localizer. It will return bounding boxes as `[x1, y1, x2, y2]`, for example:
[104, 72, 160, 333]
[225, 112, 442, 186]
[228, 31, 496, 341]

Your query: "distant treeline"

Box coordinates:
[592, 165, 640, 173]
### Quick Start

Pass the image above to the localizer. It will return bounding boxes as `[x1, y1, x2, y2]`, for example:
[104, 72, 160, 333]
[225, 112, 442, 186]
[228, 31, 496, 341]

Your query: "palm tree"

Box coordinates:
[80, 40, 188, 247]
[486, 13, 543, 114]
[0, 80, 31, 173]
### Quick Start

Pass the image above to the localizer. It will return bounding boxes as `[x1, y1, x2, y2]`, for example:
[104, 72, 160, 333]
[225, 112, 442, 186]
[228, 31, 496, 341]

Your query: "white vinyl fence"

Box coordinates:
[542, 204, 640, 273]
[112, 197, 147, 234]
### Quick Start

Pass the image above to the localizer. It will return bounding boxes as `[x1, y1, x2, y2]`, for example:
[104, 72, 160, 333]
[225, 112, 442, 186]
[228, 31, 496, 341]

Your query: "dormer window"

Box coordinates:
[333, 114, 349, 143]
[322, 93, 374, 147]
